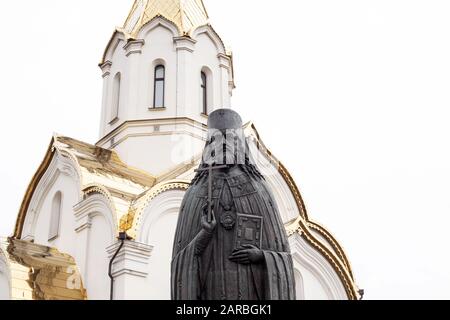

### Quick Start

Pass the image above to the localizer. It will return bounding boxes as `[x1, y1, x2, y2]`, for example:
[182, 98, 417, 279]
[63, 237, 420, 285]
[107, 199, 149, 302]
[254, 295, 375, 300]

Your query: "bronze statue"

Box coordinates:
[171, 109, 296, 300]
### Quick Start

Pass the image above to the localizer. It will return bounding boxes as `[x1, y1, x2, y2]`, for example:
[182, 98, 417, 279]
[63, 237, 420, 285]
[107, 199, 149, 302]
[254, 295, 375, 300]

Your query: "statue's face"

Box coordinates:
[203, 129, 247, 166]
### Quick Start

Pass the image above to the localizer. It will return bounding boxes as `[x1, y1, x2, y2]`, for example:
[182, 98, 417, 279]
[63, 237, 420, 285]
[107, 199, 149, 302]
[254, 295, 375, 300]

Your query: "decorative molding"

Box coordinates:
[248, 138, 298, 224]
[22, 150, 82, 240]
[289, 233, 347, 300]
[124, 39, 145, 57]
[217, 53, 231, 70]
[52, 142, 83, 184]
[97, 118, 209, 151]
[287, 223, 302, 237]
[307, 222, 354, 280]
[109, 117, 119, 125]
[97, 117, 208, 147]
[73, 194, 117, 240]
[23, 156, 60, 238]
[298, 219, 357, 300]
[14, 139, 56, 238]
[99, 60, 113, 78]
[293, 268, 305, 301]
[83, 185, 116, 210]
[101, 29, 126, 65]
[174, 36, 197, 52]
[133, 183, 189, 241]
[148, 107, 167, 112]
[108, 130, 207, 150]
[58, 156, 79, 180]
[191, 25, 226, 54]
[106, 241, 153, 278]
[137, 16, 180, 39]
[228, 80, 235, 94]
[244, 123, 309, 221]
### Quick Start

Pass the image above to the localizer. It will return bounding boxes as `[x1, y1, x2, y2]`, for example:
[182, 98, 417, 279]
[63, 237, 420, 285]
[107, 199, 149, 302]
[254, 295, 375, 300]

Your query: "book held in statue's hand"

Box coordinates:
[235, 213, 263, 249]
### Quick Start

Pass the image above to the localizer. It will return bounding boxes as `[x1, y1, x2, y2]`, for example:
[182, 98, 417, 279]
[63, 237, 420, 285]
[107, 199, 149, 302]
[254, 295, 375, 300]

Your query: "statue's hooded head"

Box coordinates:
[193, 109, 264, 183]
[208, 108, 243, 131]
[200, 108, 260, 169]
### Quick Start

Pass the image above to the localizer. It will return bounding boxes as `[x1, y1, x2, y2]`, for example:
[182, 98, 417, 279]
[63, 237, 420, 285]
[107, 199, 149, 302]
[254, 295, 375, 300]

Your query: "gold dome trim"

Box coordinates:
[14, 139, 55, 239]
[123, 0, 209, 38]
[1, 238, 87, 300]
[307, 221, 355, 280]
[126, 180, 191, 238]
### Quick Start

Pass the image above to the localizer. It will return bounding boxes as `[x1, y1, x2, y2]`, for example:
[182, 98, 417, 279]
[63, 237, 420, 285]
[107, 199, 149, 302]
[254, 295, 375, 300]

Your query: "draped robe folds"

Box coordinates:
[171, 165, 296, 300]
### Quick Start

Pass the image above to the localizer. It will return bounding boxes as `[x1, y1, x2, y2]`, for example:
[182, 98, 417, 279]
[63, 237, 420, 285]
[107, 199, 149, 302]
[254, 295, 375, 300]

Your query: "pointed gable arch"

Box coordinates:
[101, 29, 127, 65]
[73, 192, 117, 243]
[137, 15, 181, 40]
[129, 180, 190, 240]
[290, 233, 348, 300]
[14, 138, 55, 238]
[16, 138, 83, 240]
[191, 25, 226, 55]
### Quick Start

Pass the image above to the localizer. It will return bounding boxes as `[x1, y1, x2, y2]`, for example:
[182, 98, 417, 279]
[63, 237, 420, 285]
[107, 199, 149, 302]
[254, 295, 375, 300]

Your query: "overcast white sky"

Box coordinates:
[1, 0, 450, 300]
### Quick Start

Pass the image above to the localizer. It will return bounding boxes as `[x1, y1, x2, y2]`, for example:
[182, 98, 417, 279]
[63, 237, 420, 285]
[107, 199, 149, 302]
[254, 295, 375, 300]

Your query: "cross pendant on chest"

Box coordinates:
[195, 164, 228, 222]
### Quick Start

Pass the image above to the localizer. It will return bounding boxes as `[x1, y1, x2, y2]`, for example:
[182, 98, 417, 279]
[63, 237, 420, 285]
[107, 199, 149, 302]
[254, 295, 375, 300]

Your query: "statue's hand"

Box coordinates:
[201, 203, 217, 234]
[194, 206, 217, 256]
[229, 245, 265, 265]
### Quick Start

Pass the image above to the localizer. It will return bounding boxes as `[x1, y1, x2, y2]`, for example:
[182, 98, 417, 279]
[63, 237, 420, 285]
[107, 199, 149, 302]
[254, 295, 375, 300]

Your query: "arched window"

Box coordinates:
[153, 65, 165, 108]
[48, 192, 62, 241]
[201, 71, 208, 115]
[111, 72, 121, 123]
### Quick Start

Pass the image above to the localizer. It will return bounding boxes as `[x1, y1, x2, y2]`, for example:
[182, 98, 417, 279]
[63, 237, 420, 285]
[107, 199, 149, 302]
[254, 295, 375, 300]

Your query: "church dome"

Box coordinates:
[123, 0, 209, 38]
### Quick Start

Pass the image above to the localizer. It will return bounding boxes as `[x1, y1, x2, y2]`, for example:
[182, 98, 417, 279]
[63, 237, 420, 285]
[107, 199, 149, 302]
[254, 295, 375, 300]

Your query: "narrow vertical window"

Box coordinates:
[153, 65, 165, 108]
[48, 192, 62, 241]
[111, 72, 121, 122]
[201, 71, 208, 115]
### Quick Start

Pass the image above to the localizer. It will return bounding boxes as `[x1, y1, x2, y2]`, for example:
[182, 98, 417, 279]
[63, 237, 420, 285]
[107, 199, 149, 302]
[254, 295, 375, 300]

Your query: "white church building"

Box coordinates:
[0, 0, 361, 300]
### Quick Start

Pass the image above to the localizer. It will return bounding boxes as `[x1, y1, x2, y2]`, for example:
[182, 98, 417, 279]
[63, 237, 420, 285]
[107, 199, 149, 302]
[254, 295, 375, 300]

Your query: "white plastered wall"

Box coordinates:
[98, 19, 233, 176]
[136, 190, 185, 300]
[20, 152, 116, 300]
